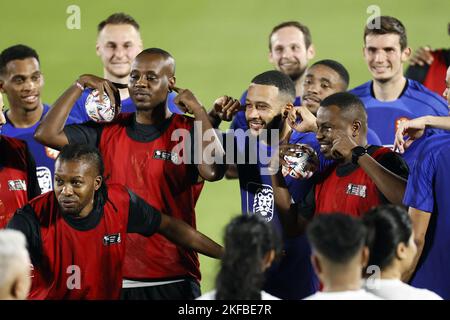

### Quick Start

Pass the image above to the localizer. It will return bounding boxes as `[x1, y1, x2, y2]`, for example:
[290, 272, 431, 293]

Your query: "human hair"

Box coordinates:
[251, 70, 296, 102]
[57, 144, 108, 205]
[0, 44, 39, 76]
[364, 16, 407, 50]
[311, 59, 350, 89]
[139, 47, 173, 60]
[97, 12, 140, 32]
[362, 205, 413, 270]
[269, 21, 312, 50]
[320, 92, 368, 132]
[215, 215, 281, 300]
[0, 230, 29, 289]
[307, 213, 367, 264]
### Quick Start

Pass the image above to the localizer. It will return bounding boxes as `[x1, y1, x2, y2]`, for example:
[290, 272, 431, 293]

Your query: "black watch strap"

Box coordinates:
[351, 146, 367, 165]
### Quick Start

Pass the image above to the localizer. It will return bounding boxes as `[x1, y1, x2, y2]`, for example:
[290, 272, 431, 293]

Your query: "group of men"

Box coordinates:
[1, 12, 449, 300]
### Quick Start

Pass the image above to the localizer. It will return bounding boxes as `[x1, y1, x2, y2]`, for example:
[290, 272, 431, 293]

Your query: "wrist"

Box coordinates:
[192, 105, 207, 116]
[351, 146, 367, 165]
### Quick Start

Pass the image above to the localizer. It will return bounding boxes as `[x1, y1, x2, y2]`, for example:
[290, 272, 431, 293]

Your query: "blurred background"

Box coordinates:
[1, 0, 449, 292]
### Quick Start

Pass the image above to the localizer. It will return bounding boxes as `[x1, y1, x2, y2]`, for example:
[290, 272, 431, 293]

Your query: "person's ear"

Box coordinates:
[361, 246, 370, 268]
[95, 42, 101, 57]
[94, 175, 103, 191]
[282, 103, 294, 118]
[306, 44, 316, 60]
[396, 242, 408, 260]
[168, 76, 176, 92]
[401, 47, 412, 63]
[352, 120, 362, 137]
[262, 249, 276, 271]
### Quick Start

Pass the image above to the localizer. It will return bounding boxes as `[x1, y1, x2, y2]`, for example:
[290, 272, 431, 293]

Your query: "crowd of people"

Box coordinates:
[0, 12, 449, 300]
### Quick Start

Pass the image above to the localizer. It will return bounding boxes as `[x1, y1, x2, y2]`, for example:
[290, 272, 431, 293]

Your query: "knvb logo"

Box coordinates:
[346, 184, 367, 198]
[103, 233, 121, 246]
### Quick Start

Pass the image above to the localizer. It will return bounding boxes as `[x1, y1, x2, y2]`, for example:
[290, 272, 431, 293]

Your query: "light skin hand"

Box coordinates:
[394, 117, 427, 153]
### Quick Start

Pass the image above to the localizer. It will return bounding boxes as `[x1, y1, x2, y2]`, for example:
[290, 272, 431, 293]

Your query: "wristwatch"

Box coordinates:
[351, 146, 367, 165]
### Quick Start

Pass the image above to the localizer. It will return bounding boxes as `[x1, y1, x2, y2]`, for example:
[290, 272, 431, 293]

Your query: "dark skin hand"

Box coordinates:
[172, 87, 226, 181]
[34, 74, 118, 149]
[208, 95, 242, 128]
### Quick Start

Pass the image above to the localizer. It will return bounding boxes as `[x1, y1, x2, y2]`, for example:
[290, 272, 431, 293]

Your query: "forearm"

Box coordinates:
[193, 106, 226, 181]
[161, 218, 223, 259]
[424, 115, 450, 131]
[35, 82, 81, 149]
[271, 171, 306, 237]
[357, 155, 406, 205]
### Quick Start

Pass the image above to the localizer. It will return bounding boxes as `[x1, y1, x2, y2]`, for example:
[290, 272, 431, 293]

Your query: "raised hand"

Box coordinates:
[77, 74, 118, 108]
[330, 130, 358, 160]
[286, 105, 318, 133]
[211, 95, 241, 121]
[394, 117, 427, 153]
[409, 46, 434, 66]
[172, 87, 203, 114]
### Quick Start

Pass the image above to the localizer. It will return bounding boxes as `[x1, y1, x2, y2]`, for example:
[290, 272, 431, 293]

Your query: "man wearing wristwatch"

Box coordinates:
[270, 92, 409, 238]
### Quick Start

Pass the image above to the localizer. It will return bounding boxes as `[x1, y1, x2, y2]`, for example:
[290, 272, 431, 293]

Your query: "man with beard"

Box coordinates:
[34, 48, 226, 299]
[270, 92, 408, 238]
[7, 143, 223, 300]
[226, 21, 315, 134]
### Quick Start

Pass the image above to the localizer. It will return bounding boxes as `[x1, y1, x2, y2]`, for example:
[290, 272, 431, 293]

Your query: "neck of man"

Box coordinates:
[321, 266, 363, 293]
[135, 102, 171, 125]
[8, 103, 43, 128]
[379, 263, 403, 280]
[104, 70, 130, 101]
[294, 73, 306, 98]
[372, 73, 407, 102]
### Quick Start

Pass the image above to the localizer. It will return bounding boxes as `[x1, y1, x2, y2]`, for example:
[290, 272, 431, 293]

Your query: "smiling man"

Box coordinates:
[69, 13, 181, 123]
[7, 143, 223, 300]
[271, 92, 408, 238]
[0, 45, 75, 193]
[350, 16, 448, 160]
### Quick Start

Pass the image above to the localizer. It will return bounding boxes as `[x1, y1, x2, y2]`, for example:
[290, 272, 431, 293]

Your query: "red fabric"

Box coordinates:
[314, 147, 391, 217]
[29, 185, 130, 300]
[423, 50, 448, 96]
[0, 136, 31, 228]
[99, 113, 203, 281]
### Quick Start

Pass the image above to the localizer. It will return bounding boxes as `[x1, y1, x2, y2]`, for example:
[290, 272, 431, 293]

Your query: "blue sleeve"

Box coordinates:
[68, 89, 91, 123]
[403, 148, 435, 213]
[167, 91, 184, 115]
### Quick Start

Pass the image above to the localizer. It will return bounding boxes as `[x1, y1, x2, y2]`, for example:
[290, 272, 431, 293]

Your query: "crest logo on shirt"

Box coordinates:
[153, 150, 180, 164]
[37, 167, 53, 193]
[247, 183, 274, 222]
[346, 184, 367, 198]
[103, 233, 121, 246]
[8, 180, 27, 191]
[45, 146, 60, 160]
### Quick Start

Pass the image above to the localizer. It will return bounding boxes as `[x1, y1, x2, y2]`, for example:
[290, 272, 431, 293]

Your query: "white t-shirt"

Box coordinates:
[196, 289, 281, 300]
[364, 279, 442, 300]
[304, 289, 382, 300]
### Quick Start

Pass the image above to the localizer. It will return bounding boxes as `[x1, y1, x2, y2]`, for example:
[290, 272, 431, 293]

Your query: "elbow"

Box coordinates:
[199, 165, 226, 182]
[33, 124, 48, 145]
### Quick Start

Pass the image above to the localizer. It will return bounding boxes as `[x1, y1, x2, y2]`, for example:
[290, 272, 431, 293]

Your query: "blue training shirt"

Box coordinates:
[350, 79, 448, 149]
[403, 132, 450, 299]
[69, 89, 183, 123]
[2, 104, 77, 193]
[234, 129, 330, 299]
